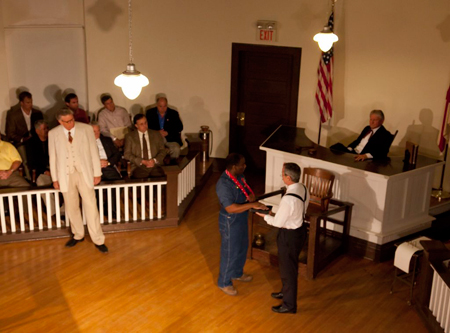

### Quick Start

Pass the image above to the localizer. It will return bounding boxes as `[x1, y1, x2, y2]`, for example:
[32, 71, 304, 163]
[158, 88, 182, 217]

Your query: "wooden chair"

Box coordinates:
[388, 130, 398, 149]
[302, 167, 335, 234]
[302, 167, 335, 212]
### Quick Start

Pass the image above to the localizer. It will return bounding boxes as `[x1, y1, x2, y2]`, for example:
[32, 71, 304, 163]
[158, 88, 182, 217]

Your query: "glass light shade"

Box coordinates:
[313, 28, 338, 52]
[114, 73, 149, 100]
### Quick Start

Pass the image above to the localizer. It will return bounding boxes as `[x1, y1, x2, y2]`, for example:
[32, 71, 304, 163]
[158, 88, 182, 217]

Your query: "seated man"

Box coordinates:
[330, 110, 393, 161]
[64, 93, 89, 124]
[146, 96, 183, 159]
[6, 91, 43, 178]
[0, 134, 29, 188]
[26, 120, 64, 215]
[26, 120, 51, 183]
[91, 122, 122, 181]
[124, 114, 167, 178]
[97, 95, 132, 149]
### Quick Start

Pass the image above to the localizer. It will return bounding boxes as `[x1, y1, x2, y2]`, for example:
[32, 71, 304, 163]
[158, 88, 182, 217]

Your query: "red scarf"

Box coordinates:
[225, 170, 254, 201]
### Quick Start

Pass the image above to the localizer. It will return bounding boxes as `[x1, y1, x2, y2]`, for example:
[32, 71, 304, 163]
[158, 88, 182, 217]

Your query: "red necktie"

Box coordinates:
[68, 131, 73, 144]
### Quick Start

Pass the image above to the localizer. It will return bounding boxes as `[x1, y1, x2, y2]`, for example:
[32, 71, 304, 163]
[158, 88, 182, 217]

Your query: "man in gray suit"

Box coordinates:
[49, 109, 108, 253]
[124, 114, 167, 178]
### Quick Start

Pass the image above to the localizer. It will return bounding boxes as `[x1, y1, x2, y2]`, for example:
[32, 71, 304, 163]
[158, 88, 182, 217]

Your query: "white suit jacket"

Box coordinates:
[49, 122, 102, 193]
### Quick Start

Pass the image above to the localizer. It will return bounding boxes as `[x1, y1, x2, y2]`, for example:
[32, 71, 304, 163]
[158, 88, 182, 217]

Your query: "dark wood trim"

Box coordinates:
[162, 165, 181, 224]
[348, 228, 438, 262]
[229, 43, 302, 153]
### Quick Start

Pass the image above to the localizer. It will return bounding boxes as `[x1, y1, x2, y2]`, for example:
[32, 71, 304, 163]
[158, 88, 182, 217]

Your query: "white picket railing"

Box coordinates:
[0, 180, 168, 234]
[0, 157, 197, 237]
[429, 266, 450, 332]
[178, 157, 196, 205]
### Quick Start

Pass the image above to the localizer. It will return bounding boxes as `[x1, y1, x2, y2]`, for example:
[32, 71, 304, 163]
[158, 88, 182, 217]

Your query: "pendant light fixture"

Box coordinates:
[313, 0, 338, 52]
[114, 0, 149, 100]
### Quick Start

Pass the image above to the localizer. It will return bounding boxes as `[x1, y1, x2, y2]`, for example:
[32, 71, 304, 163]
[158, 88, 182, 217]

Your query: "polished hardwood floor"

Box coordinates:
[0, 172, 428, 332]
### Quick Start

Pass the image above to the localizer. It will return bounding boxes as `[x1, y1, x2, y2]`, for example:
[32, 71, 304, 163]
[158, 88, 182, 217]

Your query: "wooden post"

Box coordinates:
[163, 166, 181, 224]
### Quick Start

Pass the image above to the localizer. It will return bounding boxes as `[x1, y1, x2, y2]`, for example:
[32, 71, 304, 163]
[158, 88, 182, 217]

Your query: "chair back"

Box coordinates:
[388, 130, 398, 149]
[302, 168, 335, 212]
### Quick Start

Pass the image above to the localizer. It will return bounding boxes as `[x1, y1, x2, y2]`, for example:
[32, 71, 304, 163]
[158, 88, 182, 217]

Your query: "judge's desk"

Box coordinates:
[258, 125, 443, 262]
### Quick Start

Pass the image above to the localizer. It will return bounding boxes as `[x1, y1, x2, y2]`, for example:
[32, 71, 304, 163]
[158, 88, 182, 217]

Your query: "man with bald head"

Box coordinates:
[146, 96, 183, 159]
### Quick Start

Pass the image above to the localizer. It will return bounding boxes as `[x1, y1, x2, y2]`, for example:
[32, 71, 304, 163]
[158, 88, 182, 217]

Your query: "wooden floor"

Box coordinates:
[0, 172, 428, 332]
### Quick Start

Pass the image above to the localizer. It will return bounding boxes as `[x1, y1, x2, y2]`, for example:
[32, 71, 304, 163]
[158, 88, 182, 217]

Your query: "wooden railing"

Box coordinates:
[416, 240, 450, 333]
[0, 153, 198, 243]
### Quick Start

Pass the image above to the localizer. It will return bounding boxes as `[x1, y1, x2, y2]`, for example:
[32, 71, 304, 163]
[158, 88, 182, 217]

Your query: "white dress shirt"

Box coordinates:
[264, 182, 310, 229]
[350, 126, 381, 158]
[21, 108, 32, 131]
[62, 125, 76, 141]
[97, 106, 131, 139]
[96, 138, 108, 160]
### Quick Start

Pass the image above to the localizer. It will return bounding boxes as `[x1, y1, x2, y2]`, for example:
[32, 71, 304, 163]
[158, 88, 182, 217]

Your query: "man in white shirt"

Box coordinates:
[257, 163, 309, 314]
[97, 95, 132, 148]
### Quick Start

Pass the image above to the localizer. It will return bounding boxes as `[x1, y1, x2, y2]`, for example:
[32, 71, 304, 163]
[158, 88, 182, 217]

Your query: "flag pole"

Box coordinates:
[433, 85, 450, 200]
[318, 121, 322, 146]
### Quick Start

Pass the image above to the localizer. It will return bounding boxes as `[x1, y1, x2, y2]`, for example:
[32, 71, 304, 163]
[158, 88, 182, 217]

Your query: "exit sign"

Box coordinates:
[256, 21, 277, 42]
[259, 29, 274, 41]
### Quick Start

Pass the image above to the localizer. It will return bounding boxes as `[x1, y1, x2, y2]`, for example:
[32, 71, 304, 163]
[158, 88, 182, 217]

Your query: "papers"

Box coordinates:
[394, 236, 430, 273]
[110, 126, 129, 140]
[260, 196, 281, 214]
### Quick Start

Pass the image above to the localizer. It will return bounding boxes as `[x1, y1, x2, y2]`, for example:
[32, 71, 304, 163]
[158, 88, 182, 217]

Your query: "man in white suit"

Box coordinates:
[49, 109, 108, 253]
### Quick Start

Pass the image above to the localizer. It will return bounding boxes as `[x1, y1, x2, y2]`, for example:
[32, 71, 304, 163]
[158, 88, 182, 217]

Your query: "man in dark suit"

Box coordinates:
[6, 91, 43, 178]
[26, 120, 50, 182]
[146, 96, 183, 159]
[26, 120, 64, 215]
[91, 122, 122, 181]
[124, 114, 167, 178]
[330, 110, 393, 161]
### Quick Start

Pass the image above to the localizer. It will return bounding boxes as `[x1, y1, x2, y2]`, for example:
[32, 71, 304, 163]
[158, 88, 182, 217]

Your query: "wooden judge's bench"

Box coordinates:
[252, 126, 443, 271]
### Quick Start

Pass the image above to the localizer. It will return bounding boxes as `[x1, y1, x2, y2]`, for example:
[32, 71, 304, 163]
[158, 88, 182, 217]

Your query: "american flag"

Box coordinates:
[315, 12, 335, 123]
[437, 85, 450, 152]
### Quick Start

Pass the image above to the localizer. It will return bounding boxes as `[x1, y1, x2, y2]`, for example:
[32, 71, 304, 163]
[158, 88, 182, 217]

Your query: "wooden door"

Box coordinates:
[229, 43, 301, 170]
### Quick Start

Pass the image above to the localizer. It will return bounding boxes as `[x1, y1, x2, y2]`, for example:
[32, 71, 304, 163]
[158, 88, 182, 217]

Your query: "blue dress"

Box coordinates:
[216, 171, 249, 288]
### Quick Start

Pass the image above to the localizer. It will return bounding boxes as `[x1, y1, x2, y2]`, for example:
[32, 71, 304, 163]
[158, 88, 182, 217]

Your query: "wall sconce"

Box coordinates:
[257, 20, 277, 42]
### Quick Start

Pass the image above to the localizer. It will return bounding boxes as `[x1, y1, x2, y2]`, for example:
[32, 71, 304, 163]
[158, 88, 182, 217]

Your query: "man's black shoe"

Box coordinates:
[271, 292, 283, 299]
[65, 237, 84, 248]
[95, 244, 109, 253]
[272, 305, 296, 314]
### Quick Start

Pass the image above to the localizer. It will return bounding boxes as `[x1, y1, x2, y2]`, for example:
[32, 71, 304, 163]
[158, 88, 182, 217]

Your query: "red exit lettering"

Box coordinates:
[259, 30, 273, 41]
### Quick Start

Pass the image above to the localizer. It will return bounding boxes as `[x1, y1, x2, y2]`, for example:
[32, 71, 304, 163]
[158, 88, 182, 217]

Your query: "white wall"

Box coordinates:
[1, 0, 450, 188]
[84, 0, 333, 158]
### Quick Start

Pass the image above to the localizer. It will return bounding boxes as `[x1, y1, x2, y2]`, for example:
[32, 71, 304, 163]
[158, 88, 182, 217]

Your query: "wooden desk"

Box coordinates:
[260, 126, 443, 261]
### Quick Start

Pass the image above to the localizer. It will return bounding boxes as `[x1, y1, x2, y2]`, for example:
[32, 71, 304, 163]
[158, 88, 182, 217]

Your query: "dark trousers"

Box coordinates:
[101, 166, 122, 181]
[277, 225, 307, 311]
[132, 165, 165, 179]
[329, 143, 356, 154]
